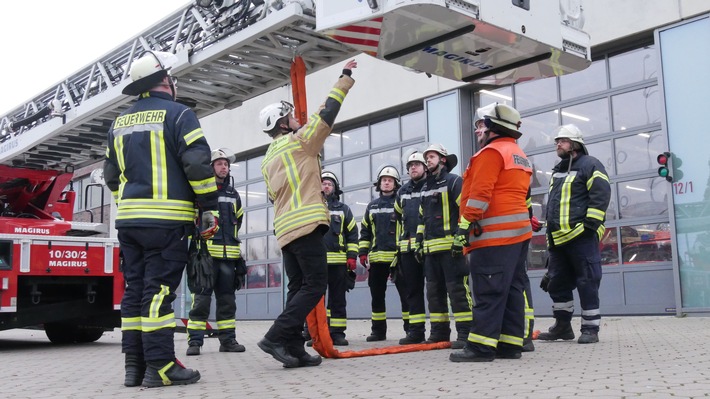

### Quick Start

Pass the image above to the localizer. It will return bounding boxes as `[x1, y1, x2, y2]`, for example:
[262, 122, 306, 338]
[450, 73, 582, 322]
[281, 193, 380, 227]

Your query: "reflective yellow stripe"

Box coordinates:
[327, 252, 348, 264]
[560, 175, 575, 230]
[429, 313, 450, 323]
[302, 114, 322, 140]
[157, 361, 176, 386]
[150, 131, 168, 199]
[184, 128, 204, 146]
[328, 88, 346, 104]
[369, 251, 396, 263]
[141, 313, 177, 332]
[190, 176, 217, 195]
[207, 243, 241, 258]
[187, 320, 207, 331]
[401, 311, 410, 321]
[330, 318, 347, 328]
[499, 334, 524, 346]
[217, 319, 235, 330]
[372, 312, 387, 321]
[149, 285, 170, 319]
[586, 208, 605, 221]
[409, 313, 427, 324]
[282, 151, 302, 209]
[273, 204, 328, 235]
[453, 311, 473, 322]
[121, 316, 142, 331]
[468, 332, 497, 348]
[587, 170, 610, 190]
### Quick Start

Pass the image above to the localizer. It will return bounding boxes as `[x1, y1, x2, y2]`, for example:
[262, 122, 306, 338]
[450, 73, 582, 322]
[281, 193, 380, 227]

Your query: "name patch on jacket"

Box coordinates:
[114, 110, 166, 129]
[512, 154, 531, 168]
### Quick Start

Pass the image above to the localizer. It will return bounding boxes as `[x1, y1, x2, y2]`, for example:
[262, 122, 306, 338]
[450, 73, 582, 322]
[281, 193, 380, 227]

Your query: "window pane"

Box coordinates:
[371, 118, 399, 149]
[399, 110, 425, 141]
[529, 151, 559, 190]
[610, 46, 657, 88]
[618, 177, 669, 219]
[560, 98, 610, 137]
[614, 131, 666, 175]
[560, 59, 607, 100]
[371, 149, 401, 182]
[268, 263, 282, 288]
[479, 88, 513, 108]
[600, 227, 619, 266]
[268, 235, 281, 258]
[343, 156, 370, 187]
[324, 133, 342, 160]
[518, 111, 559, 153]
[514, 76, 558, 111]
[342, 126, 369, 155]
[247, 208, 267, 234]
[530, 193, 545, 219]
[247, 181, 267, 206]
[247, 155, 264, 179]
[344, 188, 372, 220]
[246, 264, 267, 289]
[584, 141, 614, 176]
[267, 206, 274, 231]
[621, 223, 672, 264]
[246, 236, 267, 260]
[528, 235, 547, 270]
[612, 87, 661, 130]
[231, 161, 246, 182]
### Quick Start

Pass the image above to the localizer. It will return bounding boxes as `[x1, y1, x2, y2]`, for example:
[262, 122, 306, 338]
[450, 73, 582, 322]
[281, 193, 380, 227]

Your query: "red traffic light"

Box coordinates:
[657, 152, 672, 182]
[657, 152, 670, 165]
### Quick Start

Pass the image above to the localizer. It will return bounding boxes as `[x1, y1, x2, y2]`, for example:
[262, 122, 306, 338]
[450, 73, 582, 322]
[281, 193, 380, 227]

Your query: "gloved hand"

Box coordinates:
[346, 258, 357, 271]
[414, 233, 424, 264]
[531, 216, 542, 232]
[539, 273, 551, 292]
[234, 257, 247, 291]
[451, 227, 470, 257]
[200, 210, 219, 240]
[389, 256, 400, 283]
[359, 254, 369, 269]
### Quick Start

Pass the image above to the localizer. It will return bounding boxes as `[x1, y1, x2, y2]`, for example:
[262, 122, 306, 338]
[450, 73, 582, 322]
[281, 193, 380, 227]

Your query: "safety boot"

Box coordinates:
[399, 333, 425, 345]
[142, 359, 200, 388]
[366, 333, 386, 342]
[186, 344, 201, 356]
[425, 332, 451, 344]
[331, 336, 349, 346]
[285, 343, 322, 368]
[219, 339, 246, 352]
[449, 346, 495, 363]
[537, 320, 575, 341]
[522, 338, 535, 352]
[577, 331, 599, 344]
[124, 353, 146, 387]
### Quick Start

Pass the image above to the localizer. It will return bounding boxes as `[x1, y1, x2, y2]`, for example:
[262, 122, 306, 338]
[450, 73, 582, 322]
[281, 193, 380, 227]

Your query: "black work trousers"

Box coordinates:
[400, 252, 426, 335]
[264, 230, 327, 347]
[467, 240, 529, 356]
[187, 258, 237, 345]
[424, 251, 472, 341]
[327, 263, 348, 339]
[368, 262, 408, 336]
[119, 225, 188, 362]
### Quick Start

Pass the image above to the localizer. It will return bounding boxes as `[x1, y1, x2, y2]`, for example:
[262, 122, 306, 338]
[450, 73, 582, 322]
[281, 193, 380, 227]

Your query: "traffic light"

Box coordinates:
[657, 152, 671, 181]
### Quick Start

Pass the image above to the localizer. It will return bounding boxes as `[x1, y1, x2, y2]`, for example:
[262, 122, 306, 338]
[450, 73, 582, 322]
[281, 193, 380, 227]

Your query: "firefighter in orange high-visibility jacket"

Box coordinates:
[450, 103, 533, 362]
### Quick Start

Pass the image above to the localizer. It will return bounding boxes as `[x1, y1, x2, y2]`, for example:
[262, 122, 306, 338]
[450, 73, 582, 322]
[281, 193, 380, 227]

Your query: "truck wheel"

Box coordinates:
[45, 323, 104, 344]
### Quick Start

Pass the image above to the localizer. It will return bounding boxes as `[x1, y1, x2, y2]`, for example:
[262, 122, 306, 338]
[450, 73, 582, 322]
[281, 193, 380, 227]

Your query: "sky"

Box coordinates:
[0, 0, 189, 115]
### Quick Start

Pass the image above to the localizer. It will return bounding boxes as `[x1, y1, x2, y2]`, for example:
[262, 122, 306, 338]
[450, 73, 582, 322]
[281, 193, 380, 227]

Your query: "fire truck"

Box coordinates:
[0, 0, 590, 337]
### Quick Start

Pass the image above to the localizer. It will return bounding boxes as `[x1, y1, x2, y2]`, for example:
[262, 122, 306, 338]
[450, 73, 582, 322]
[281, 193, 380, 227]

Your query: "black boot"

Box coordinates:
[219, 339, 246, 352]
[449, 346, 495, 363]
[366, 333, 386, 342]
[257, 337, 299, 368]
[124, 353, 146, 387]
[538, 320, 575, 341]
[142, 359, 201, 388]
[399, 332, 425, 345]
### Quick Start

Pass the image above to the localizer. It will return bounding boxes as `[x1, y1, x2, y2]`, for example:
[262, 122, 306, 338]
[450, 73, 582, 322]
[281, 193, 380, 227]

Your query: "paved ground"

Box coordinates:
[2, 316, 710, 398]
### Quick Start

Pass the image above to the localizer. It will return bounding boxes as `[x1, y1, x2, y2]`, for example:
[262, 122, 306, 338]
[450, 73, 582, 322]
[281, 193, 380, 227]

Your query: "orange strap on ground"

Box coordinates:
[290, 56, 308, 126]
[306, 297, 451, 359]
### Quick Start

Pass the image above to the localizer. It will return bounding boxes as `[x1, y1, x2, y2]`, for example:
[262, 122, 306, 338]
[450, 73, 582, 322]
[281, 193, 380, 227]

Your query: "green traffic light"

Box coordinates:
[658, 167, 669, 178]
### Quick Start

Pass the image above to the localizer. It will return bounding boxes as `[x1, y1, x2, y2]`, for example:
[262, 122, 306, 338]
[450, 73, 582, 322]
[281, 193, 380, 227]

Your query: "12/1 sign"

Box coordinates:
[673, 181, 693, 195]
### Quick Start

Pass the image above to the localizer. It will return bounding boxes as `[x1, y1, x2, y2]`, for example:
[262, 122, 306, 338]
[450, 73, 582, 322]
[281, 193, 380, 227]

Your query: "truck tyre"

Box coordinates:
[45, 323, 104, 344]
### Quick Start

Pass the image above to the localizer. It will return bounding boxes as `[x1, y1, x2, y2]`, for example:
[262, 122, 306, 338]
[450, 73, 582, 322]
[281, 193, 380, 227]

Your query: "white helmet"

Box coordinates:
[211, 148, 236, 164]
[554, 124, 588, 155]
[122, 51, 178, 96]
[321, 170, 343, 196]
[475, 102, 522, 139]
[259, 100, 294, 135]
[374, 165, 401, 191]
[423, 143, 458, 170]
[406, 151, 426, 172]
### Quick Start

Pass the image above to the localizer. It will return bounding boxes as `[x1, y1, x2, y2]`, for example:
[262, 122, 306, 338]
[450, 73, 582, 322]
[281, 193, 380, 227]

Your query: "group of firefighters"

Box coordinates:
[108, 52, 611, 387]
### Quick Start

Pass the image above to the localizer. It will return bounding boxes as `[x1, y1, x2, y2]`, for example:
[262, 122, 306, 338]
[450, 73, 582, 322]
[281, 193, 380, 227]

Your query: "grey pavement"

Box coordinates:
[1, 316, 710, 398]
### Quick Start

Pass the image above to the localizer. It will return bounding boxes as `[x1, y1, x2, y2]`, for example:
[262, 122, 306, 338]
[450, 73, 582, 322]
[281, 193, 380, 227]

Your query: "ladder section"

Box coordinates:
[0, 1, 356, 170]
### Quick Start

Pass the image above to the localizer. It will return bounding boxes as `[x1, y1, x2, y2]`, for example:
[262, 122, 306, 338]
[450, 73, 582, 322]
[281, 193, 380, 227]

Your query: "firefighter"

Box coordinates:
[257, 59, 357, 368]
[395, 151, 428, 344]
[105, 51, 218, 387]
[538, 124, 611, 344]
[359, 165, 409, 341]
[415, 143, 473, 349]
[321, 170, 358, 346]
[186, 148, 246, 356]
[450, 102, 533, 362]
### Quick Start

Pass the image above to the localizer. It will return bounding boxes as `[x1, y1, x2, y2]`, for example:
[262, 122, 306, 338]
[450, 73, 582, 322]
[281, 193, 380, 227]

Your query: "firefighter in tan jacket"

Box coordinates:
[257, 59, 357, 368]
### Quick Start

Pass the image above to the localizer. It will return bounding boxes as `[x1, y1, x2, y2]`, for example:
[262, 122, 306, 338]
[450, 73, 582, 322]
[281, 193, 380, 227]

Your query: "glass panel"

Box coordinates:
[246, 236, 267, 261]
[610, 46, 657, 87]
[529, 152, 558, 190]
[618, 177, 669, 219]
[371, 149, 401, 182]
[514, 76, 558, 111]
[342, 126, 369, 155]
[621, 223, 672, 264]
[371, 118, 399, 149]
[530, 193, 545, 219]
[560, 59, 607, 100]
[560, 98, 610, 137]
[612, 87, 661, 130]
[247, 208, 267, 234]
[584, 141, 614, 177]
[324, 133, 342, 160]
[478, 88, 513, 108]
[268, 263, 283, 288]
[343, 156, 370, 187]
[268, 235, 281, 258]
[600, 227, 619, 266]
[267, 206, 274, 232]
[247, 155, 264, 179]
[246, 264, 267, 289]
[401, 110, 426, 141]
[518, 111, 559, 153]
[344, 188, 372, 220]
[426, 92, 461, 175]
[231, 161, 246, 182]
[528, 234, 548, 270]
[614, 131, 666, 175]
[247, 181, 267, 206]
